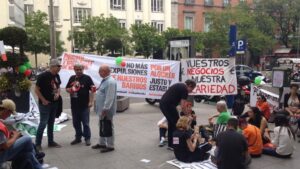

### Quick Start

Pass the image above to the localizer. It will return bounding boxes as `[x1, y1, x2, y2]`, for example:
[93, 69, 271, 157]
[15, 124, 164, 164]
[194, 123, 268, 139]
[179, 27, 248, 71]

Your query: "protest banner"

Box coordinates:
[250, 84, 279, 112]
[60, 53, 180, 99]
[181, 58, 237, 95]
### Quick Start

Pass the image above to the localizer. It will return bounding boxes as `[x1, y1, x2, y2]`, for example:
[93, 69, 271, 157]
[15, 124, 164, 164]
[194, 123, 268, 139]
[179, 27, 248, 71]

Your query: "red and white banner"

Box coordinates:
[181, 58, 237, 95]
[59, 53, 180, 99]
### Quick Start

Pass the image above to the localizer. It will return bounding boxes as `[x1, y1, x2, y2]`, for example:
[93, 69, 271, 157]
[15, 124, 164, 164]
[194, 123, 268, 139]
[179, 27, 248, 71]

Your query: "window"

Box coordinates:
[151, 0, 163, 12]
[135, 20, 142, 25]
[73, 8, 91, 23]
[184, 16, 193, 31]
[24, 4, 34, 15]
[110, 0, 126, 10]
[185, 0, 195, 5]
[48, 6, 59, 22]
[223, 0, 230, 6]
[204, 14, 211, 32]
[204, 0, 213, 6]
[135, 0, 142, 11]
[151, 21, 164, 33]
[119, 19, 126, 28]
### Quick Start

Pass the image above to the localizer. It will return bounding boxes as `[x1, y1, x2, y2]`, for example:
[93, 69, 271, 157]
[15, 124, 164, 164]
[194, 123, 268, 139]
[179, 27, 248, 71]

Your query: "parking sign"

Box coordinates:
[236, 39, 246, 54]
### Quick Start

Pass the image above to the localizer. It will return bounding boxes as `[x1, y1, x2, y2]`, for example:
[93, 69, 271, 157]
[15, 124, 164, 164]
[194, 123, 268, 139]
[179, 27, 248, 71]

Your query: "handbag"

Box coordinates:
[100, 117, 112, 137]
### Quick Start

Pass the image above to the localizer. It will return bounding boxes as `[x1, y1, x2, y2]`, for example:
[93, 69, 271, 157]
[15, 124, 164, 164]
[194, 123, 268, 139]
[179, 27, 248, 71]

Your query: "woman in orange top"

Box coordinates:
[256, 95, 271, 120]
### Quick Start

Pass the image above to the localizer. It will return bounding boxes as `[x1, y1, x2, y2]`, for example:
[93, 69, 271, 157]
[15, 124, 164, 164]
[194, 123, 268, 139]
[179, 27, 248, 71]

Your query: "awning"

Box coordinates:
[274, 48, 292, 54]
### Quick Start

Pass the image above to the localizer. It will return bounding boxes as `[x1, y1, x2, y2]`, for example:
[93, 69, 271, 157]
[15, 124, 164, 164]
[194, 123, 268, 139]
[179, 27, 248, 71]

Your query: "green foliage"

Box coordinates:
[104, 38, 123, 56]
[70, 14, 128, 55]
[25, 11, 65, 58]
[130, 23, 164, 58]
[0, 26, 27, 54]
[204, 4, 275, 60]
[254, 0, 300, 48]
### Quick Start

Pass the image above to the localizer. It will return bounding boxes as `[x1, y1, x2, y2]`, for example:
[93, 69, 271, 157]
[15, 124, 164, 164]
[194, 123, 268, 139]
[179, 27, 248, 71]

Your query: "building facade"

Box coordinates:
[0, 0, 25, 28]
[172, 0, 252, 32]
[23, 0, 172, 52]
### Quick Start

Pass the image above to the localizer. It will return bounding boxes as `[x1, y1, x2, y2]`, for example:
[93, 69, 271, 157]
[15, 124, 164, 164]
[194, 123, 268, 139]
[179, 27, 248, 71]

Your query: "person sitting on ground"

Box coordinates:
[180, 102, 197, 129]
[157, 117, 168, 147]
[262, 114, 295, 158]
[239, 117, 263, 157]
[247, 106, 271, 144]
[284, 83, 300, 115]
[208, 100, 231, 139]
[256, 95, 271, 120]
[0, 99, 43, 169]
[215, 118, 251, 169]
[173, 116, 212, 163]
[180, 103, 210, 141]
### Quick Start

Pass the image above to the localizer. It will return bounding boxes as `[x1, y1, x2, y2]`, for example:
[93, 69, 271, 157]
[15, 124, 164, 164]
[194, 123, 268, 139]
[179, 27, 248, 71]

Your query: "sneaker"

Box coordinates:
[48, 142, 62, 148]
[91, 144, 106, 149]
[100, 147, 114, 153]
[36, 152, 45, 160]
[85, 140, 91, 146]
[159, 139, 165, 147]
[70, 139, 82, 145]
[167, 147, 174, 151]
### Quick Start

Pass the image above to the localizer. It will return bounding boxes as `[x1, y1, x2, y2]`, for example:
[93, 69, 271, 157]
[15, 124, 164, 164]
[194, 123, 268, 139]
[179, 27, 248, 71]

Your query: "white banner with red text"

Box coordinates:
[250, 84, 279, 112]
[59, 53, 180, 99]
[181, 58, 237, 95]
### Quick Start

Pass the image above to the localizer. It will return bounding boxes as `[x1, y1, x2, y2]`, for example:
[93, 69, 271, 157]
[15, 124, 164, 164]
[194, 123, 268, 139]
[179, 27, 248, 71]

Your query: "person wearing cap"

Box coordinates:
[35, 58, 62, 150]
[0, 99, 43, 169]
[66, 63, 96, 146]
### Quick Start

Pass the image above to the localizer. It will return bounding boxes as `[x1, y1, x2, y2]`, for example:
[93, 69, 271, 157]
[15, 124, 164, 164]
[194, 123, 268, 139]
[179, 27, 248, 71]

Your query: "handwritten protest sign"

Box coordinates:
[181, 58, 237, 95]
[60, 53, 180, 99]
[250, 84, 279, 112]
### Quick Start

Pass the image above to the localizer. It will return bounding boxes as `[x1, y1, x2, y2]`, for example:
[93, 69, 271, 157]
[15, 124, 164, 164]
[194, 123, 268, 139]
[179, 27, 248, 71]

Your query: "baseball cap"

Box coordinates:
[49, 59, 62, 67]
[0, 99, 16, 114]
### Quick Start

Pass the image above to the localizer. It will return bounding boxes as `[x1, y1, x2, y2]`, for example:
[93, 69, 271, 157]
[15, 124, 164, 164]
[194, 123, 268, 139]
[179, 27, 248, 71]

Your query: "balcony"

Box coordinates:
[184, 0, 195, 5]
[204, 0, 214, 7]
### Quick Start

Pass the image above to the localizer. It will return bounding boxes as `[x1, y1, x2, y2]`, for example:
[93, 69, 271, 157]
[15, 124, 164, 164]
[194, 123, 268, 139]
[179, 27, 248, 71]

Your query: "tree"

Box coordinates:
[204, 4, 275, 64]
[25, 11, 65, 67]
[0, 26, 27, 55]
[130, 23, 164, 58]
[255, 0, 300, 48]
[104, 38, 122, 56]
[70, 15, 128, 55]
[24, 11, 49, 68]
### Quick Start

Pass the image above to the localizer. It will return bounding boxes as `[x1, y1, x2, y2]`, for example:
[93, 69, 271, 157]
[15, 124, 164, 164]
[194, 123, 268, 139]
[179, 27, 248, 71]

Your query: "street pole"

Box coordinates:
[49, 0, 57, 58]
[297, 18, 300, 58]
[70, 0, 74, 53]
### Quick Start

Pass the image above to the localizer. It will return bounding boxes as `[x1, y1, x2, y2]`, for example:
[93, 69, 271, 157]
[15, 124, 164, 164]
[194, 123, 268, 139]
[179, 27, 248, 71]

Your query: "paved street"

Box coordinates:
[34, 94, 300, 169]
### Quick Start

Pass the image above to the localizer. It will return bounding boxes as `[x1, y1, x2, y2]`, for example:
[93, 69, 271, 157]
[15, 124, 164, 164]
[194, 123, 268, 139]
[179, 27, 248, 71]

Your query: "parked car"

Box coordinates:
[234, 65, 263, 81]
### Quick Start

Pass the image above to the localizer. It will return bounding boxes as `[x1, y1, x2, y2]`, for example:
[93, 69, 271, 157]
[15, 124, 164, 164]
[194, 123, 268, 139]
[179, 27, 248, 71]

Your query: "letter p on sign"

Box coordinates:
[236, 39, 246, 54]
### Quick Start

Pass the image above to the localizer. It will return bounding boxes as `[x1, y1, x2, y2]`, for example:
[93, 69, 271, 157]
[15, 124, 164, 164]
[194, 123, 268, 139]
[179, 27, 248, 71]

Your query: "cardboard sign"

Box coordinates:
[181, 58, 237, 95]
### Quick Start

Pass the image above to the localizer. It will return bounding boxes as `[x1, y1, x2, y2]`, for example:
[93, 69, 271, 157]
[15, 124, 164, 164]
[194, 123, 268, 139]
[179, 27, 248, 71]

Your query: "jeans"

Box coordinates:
[72, 107, 91, 140]
[36, 102, 58, 146]
[159, 103, 179, 148]
[0, 136, 42, 169]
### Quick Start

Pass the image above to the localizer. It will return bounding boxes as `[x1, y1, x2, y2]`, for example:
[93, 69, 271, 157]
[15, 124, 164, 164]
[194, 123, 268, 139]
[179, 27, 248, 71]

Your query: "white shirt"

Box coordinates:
[272, 126, 295, 155]
[157, 117, 167, 126]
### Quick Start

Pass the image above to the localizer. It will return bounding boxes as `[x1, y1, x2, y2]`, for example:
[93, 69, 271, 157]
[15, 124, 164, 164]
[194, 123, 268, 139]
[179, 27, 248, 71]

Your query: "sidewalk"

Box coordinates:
[41, 102, 300, 169]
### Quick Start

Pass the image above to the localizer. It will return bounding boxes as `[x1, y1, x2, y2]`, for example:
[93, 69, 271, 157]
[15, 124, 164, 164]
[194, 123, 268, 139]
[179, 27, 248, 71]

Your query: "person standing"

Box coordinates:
[35, 59, 62, 150]
[66, 63, 95, 146]
[92, 65, 117, 153]
[159, 79, 196, 149]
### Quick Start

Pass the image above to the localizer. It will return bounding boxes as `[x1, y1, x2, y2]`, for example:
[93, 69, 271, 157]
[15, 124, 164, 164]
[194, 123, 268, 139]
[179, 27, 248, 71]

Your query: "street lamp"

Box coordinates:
[70, 0, 74, 53]
[49, 0, 57, 58]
